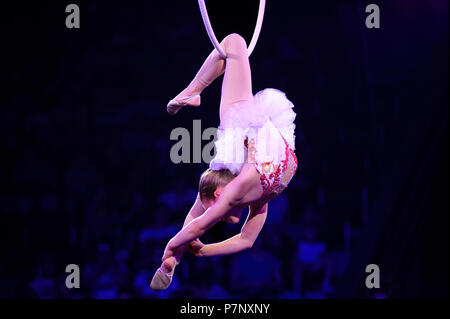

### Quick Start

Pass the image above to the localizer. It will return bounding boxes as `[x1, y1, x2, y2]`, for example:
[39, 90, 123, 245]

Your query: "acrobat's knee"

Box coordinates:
[222, 33, 247, 54]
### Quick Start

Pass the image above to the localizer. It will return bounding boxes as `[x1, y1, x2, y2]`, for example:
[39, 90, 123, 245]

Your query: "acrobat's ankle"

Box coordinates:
[161, 257, 177, 275]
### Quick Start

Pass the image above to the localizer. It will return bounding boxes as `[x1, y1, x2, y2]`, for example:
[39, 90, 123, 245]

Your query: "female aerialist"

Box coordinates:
[151, 33, 298, 291]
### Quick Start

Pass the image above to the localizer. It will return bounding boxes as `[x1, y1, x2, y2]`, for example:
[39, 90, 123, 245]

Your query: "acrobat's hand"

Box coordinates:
[162, 240, 176, 261]
[188, 238, 205, 257]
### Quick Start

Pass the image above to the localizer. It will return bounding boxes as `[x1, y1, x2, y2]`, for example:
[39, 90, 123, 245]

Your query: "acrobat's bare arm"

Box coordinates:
[182, 193, 205, 228]
[176, 193, 205, 255]
[198, 203, 268, 257]
[162, 166, 258, 261]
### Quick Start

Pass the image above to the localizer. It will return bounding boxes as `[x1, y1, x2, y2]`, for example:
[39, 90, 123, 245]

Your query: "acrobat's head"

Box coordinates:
[198, 168, 241, 223]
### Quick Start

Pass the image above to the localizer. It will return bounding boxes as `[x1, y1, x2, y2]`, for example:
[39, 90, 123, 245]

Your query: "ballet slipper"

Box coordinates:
[150, 267, 173, 291]
[167, 94, 201, 115]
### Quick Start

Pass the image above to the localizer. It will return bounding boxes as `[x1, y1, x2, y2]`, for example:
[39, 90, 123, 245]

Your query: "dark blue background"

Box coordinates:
[1, 0, 448, 298]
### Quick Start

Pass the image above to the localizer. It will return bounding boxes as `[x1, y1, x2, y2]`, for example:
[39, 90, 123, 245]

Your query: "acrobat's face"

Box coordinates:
[201, 186, 241, 224]
[222, 208, 242, 224]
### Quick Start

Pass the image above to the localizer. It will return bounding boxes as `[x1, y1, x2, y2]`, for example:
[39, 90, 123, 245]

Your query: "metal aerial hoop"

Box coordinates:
[198, 0, 266, 59]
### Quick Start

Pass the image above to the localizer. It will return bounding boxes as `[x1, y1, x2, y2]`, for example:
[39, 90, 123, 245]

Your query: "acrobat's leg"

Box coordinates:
[219, 33, 253, 120]
[168, 33, 253, 115]
[162, 246, 185, 273]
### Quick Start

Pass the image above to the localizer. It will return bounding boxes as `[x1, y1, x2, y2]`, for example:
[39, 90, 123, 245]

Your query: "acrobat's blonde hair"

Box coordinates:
[198, 169, 236, 201]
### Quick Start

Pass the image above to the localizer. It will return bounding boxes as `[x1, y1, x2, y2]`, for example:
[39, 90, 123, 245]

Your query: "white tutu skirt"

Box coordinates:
[210, 88, 297, 175]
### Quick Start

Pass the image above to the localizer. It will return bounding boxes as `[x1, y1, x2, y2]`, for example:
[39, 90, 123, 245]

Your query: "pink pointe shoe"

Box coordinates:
[167, 94, 201, 115]
[149, 258, 180, 291]
[150, 267, 173, 291]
